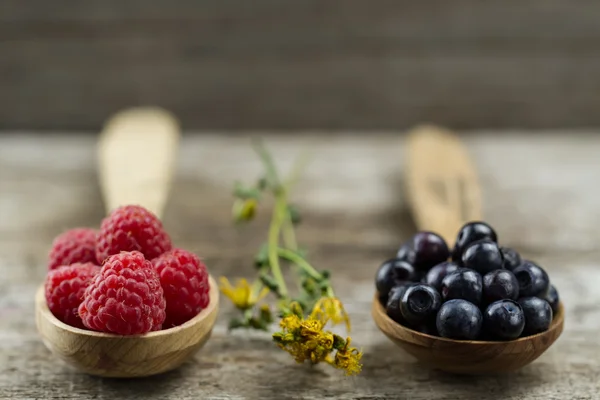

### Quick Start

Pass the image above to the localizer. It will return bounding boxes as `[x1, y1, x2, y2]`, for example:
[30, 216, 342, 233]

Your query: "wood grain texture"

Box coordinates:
[1, 132, 600, 399]
[3, 1, 600, 130]
[405, 125, 482, 246]
[372, 294, 564, 374]
[97, 107, 180, 216]
[35, 276, 219, 378]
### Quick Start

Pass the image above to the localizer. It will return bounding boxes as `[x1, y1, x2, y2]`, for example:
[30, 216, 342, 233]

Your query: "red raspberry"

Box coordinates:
[79, 251, 166, 335]
[45, 263, 101, 329]
[95, 205, 172, 264]
[48, 228, 98, 270]
[152, 249, 210, 328]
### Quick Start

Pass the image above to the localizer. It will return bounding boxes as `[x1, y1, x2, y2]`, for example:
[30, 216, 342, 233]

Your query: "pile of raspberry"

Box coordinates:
[44, 205, 211, 335]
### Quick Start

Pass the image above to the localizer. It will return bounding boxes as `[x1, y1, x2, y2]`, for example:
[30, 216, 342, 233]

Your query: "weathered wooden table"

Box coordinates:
[1, 132, 599, 399]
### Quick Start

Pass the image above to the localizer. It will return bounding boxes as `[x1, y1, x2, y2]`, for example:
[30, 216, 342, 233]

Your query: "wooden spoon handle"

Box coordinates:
[404, 125, 482, 247]
[97, 107, 180, 218]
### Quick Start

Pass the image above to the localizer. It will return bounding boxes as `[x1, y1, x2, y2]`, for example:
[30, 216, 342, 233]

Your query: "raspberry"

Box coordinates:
[48, 228, 98, 270]
[78, 251, 166, 335]
[95, 205, 172, 264]
[152, 249, 210, 328]
[45, 263, 100, 329]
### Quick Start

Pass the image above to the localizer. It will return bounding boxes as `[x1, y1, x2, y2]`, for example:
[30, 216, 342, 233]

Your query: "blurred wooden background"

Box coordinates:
[2, 0, 600, 131]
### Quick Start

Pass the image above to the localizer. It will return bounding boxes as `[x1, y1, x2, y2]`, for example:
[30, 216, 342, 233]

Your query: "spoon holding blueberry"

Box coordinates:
[372, 125, 564, 374]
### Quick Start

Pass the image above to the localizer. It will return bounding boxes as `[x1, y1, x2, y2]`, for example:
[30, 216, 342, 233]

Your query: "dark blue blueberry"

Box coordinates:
[436, 299, 483, 340]
[396, 243, 417, 265]
[411, 232, 450, 272]
[375, 258, 418, 299]
[451, 221, 498, 263]
[425, 261, 460, 292]
[461, 239, 504, 275]
[386, 285, 411, 324]
[440, 269, 483, 305]
[483, 300, 525, 340]
[378, 292, 388, 306]
[518, 297, 553, 336]
[482, 269, 519, 304]
[500, 247, 522, 271]
[414, 321, 439, 336]
[544, 285, 560, 314]
[400, 284, 442, 325]
[513, 261, 550, 297]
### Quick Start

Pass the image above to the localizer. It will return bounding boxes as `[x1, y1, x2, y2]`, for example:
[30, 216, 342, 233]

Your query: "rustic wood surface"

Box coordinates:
[1, 132, 600, 399]
[3, 1, 600, 130]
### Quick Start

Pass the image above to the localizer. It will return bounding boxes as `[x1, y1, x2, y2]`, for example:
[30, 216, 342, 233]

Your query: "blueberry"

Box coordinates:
[483, 300, 525, 340]
[386, 285, 411, 324]
[513, 261, 550, 297]
[500, 247, 522, 271]
[375, 258, 418, 299]
[436, 299, 483, 340]
[425, 261, 460, 292]
[411, 231, 450, 272]
[440, 269, 483, 305]
[452, 221, 498, 262]
[400, 284, 441, 325]
[396, 243, 417, 265]
[461, 239, 504, 275]
[414, 321, 439, 336]
[518, 297, 553, 336]
[544, 285, 560, 314]
[482, 269, 519, 304]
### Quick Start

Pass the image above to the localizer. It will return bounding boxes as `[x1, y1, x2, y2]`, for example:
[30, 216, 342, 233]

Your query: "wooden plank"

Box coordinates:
[2, 1, 600, 130]
[1, 132, 600, 399]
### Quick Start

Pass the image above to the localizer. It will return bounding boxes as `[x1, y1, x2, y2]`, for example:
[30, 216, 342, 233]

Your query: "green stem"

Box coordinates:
[284, 147, 312, 189]
[252, 138, 281, 190]
[282, 212, 298, 250]
[278, 248, 337, 298]
[326, 286, 335, 298]
[268, 195, 289, 297]
[277, 248, 322, 281]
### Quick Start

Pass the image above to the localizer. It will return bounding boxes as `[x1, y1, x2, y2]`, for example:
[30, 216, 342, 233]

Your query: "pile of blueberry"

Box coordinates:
[375, 221, 560, 341]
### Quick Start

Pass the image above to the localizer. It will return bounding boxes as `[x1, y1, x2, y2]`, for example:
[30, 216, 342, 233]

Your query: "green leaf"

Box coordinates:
[228, 318, 247, 330]
[258, 305, 273, 324]
[257, 176, 268, 190]
[332, 334, 346, 350]
[254, 243, 270, 268]
[287, 204, 302, 225]
[248, 317, 269, 331]
[272, 332, 285, 343]
[259, 273, 279, 292]
[294, 247, 309, 260]
[301, 277, 318, 296]
[233, 182, 261, 200]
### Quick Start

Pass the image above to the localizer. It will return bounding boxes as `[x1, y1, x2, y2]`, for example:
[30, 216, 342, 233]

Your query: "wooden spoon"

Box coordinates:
[372, 124, 564, 374]
[35, 107, 219, 378]
[404, 124, 483, 247]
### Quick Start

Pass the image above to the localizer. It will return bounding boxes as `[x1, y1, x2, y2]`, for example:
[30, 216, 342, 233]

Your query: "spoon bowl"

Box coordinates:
[36, 275, 219, 378]
[372, 293, 564, 374]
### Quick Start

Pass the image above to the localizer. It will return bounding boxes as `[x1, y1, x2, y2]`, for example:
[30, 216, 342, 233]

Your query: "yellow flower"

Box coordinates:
[333, 337, 363, 376]
[304, 331, 334, 363]
[300, 319, 325, 338]
[310, 297, 351, 331]
[279, 314, 302, 331]
[272, 299, 361, 375]
[232, 198, 258, 222]
[275, 318, 333, 364]
[219, 277, 269, 310]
